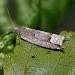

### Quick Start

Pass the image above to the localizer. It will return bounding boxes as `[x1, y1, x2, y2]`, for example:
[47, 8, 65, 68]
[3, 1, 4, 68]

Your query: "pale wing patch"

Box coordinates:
[50, 34, 65, 45]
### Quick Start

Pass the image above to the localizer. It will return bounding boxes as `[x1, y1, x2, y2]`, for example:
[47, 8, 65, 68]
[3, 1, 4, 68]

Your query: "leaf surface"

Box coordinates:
[3, 31, 75, 75]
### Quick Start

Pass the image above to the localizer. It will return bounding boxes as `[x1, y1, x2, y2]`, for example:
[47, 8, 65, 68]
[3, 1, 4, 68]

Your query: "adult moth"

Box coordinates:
[13, 26, 65, 50]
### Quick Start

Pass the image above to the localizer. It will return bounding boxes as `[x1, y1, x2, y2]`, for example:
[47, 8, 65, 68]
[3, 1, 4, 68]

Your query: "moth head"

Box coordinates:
[13, 26, 19, 33]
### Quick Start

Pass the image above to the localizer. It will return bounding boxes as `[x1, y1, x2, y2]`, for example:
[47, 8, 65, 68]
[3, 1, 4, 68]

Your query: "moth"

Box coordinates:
[13, 26, 65, 50]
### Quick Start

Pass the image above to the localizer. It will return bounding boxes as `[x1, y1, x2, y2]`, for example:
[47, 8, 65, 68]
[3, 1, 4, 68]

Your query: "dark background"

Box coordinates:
[53, 4, 75, 33]
[0, 69, 3, 75]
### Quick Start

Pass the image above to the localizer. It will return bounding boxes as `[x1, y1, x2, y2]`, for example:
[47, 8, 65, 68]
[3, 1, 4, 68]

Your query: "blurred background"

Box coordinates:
[0, 0, 75, 75]
[0, 0, 75, 34]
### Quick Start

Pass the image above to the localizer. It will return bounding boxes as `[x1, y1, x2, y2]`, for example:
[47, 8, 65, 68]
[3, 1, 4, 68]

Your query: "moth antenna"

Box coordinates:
[7, 8, 15, 28]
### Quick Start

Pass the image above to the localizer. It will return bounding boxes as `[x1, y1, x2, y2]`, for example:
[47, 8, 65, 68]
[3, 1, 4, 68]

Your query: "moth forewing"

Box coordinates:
[13, 26, 65, 50]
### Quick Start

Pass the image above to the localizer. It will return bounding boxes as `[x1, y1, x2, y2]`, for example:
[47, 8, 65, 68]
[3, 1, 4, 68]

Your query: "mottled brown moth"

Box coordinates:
[13, 26, 65, 50]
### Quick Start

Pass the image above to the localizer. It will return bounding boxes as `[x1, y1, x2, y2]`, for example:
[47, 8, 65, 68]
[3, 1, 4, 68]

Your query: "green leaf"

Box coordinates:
[0, 53, 4, 70]
[3, 31, 75, 75]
